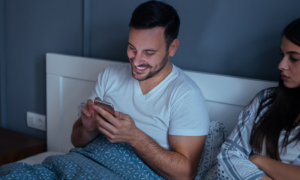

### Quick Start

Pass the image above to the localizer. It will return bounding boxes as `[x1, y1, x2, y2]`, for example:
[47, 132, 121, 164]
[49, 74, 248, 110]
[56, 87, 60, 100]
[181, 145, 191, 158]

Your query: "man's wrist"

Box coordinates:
[128, 127, 145, 148]
[83, 127, 100, 139]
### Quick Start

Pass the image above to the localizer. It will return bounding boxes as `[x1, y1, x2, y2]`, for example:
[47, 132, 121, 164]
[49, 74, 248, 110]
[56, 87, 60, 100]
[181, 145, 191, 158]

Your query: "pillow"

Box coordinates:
[195, 121, 226, 180]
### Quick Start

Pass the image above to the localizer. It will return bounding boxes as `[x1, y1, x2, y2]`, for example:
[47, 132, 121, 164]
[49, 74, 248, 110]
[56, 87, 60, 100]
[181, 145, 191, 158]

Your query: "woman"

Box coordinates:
[206, 18, 300, 180]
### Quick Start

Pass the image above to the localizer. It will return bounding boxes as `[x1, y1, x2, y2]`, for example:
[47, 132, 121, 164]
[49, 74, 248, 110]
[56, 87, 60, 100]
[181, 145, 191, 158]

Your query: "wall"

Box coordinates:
[90, 0, 300, 81]
[1, 0, 300, 139]
[1, 0, 82, 139]
[0, 0, 5, 128]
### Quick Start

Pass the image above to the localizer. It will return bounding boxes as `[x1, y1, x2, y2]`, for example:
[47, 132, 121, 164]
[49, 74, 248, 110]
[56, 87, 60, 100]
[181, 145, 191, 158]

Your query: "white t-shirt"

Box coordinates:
[89, 63, 210, 149]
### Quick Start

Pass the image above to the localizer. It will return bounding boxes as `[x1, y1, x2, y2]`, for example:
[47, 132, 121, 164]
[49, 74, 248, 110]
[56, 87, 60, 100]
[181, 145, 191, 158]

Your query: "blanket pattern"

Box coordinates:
[0, 135, 164, 180]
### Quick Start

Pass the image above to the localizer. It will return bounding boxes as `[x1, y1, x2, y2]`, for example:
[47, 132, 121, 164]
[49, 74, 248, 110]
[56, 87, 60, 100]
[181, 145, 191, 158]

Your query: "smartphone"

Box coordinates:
[94, 100, 115, 117]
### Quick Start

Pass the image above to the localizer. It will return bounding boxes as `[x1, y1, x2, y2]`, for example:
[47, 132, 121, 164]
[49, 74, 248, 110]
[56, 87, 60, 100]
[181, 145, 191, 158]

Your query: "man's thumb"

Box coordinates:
[115, 111, 120, 118]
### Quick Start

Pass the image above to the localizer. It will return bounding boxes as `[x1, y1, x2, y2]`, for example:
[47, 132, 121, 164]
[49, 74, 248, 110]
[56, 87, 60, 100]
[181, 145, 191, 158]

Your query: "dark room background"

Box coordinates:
[1, 0, 300, 139]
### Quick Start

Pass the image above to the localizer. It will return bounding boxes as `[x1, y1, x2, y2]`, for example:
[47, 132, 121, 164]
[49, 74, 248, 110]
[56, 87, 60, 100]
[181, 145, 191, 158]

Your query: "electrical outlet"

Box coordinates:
[27, 112, 46, 131]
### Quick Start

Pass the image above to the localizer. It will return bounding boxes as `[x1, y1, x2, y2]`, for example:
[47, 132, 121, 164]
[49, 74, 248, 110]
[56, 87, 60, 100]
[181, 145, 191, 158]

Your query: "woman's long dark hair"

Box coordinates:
[249, 18, 300, 161]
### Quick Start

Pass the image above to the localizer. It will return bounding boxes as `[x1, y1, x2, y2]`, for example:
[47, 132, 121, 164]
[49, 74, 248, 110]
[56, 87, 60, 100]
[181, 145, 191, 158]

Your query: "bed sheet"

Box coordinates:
[17, 151, 65, 165]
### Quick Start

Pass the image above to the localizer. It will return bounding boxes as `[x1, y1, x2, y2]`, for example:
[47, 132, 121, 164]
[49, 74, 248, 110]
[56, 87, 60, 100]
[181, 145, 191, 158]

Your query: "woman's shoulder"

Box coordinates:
[241, 88, 276, 121]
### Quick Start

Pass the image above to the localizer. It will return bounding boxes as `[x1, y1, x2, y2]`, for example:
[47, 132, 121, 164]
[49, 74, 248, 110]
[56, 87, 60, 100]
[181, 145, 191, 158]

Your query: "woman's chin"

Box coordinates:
[283, 81, 299, 89]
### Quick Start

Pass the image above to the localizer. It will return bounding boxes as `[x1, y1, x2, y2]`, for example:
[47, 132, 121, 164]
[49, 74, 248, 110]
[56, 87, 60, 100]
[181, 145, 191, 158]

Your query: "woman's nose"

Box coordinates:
[278, 56, 289, 71]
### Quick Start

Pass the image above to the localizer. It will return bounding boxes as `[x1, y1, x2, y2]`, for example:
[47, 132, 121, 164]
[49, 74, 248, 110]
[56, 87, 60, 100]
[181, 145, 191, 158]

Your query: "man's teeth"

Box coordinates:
[136, 66, 147, 70]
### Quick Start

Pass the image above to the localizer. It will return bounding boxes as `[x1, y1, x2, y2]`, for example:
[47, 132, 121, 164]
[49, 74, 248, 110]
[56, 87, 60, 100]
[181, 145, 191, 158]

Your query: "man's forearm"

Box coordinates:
[71, 117, 100, 147]
[129, 129, 196, 180]
[251, 155, 300, 180]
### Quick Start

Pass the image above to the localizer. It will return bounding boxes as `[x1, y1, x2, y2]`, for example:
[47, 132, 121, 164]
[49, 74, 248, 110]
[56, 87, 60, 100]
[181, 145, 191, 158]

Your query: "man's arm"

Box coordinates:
[71, 116, 100, 147]
[131, 131, 206, 180]
[93, 105, 206, 180]
[250, 155, 300, 180]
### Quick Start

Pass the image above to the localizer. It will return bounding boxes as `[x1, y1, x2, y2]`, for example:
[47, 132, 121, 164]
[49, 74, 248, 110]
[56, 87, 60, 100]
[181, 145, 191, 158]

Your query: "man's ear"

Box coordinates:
[168, 39, 179, 57]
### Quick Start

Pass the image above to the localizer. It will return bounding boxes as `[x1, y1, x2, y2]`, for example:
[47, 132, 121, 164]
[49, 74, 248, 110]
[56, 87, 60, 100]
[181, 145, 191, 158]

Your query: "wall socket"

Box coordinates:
[27, 112, 46, 131]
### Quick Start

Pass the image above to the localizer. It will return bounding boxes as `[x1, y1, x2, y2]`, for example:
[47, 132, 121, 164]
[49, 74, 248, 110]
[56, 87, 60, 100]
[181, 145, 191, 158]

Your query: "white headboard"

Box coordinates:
[46, 53, 277, 153]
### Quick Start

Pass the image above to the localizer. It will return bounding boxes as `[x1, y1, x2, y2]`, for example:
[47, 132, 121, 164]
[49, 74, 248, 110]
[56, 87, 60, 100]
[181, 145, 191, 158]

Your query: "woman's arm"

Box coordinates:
[217, 124, 267, 180]
[259, 176, 273, 180]
[250, 155, 300, 180]
[217, 93, 269, 180]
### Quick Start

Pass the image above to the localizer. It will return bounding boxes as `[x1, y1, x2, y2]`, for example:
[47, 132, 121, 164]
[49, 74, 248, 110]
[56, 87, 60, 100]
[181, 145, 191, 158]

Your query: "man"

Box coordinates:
[71, 1, 209, 179]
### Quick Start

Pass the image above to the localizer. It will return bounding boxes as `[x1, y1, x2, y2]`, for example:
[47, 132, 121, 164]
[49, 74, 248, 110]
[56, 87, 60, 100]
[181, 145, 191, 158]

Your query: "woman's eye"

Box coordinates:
[290, 56, 299, 62]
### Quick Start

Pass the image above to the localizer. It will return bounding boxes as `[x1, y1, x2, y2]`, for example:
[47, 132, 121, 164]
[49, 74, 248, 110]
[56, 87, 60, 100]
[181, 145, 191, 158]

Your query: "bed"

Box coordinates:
[18, 53, 277, 166]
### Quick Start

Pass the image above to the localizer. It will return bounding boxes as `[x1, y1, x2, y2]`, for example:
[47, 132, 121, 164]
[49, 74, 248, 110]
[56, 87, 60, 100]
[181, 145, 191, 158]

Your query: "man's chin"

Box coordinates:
[132, 72, 149, 81]
[133, 75, 146, 81]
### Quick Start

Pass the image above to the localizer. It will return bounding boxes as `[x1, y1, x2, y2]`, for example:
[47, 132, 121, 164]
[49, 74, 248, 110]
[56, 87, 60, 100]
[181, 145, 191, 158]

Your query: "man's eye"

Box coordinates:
[145, 52, 155, 56]
[129, 46, 135, 50]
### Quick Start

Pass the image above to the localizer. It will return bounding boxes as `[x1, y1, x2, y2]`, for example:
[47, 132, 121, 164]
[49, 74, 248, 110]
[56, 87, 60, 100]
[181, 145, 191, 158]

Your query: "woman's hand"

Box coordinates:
[249, 155, 273, 180]
[259, 176, 273, 180]
[249, 154, 300, 180]
[249, 154, 264, 166]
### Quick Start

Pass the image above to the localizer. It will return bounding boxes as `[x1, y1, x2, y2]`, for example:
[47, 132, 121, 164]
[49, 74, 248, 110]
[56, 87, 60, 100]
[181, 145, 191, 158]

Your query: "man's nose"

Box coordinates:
[132, 52, 144, 66]
[278, 56, 289, 71]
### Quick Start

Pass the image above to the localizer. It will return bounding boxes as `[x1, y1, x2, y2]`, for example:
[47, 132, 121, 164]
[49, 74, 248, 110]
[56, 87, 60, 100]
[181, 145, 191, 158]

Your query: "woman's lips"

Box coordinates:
[281, 74, 290, 80]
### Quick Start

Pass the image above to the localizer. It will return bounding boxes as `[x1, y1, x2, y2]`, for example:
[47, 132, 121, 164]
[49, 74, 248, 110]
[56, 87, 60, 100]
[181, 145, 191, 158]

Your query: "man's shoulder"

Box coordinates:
[97, 63, 132, 86]
[169, 65, 202, 95]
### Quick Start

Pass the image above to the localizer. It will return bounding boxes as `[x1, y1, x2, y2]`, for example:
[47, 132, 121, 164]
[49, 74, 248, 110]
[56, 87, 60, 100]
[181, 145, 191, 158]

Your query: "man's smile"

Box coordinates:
[134, 65, 149, 74]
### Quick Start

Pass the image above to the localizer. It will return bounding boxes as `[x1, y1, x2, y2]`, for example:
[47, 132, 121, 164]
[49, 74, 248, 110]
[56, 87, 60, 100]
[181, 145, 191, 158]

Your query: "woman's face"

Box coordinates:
[279, 36, 300, 88]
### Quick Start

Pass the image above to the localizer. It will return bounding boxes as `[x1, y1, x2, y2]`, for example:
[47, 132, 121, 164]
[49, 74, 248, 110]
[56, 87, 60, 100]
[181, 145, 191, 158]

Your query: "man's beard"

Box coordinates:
[130, 52, 169, 81]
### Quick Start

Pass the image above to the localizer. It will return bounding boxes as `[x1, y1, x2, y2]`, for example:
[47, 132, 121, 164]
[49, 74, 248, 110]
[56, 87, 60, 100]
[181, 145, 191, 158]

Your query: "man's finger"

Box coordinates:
[97, 126, 113, 141]
[87, 99, 94, 110]
[81, 107, 91, 117]
[116, 112, 128, 120]
[93, 105, 119, 126]
[95, 112, 117, 135]
[94, 97, 101, 101]
[115, 111, 120, 118]
[91, 97, 101, 111]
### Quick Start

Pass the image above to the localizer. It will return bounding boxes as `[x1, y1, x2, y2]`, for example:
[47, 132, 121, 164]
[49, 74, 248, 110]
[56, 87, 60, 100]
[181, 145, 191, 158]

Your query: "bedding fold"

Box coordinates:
[0, 135, 164, 180]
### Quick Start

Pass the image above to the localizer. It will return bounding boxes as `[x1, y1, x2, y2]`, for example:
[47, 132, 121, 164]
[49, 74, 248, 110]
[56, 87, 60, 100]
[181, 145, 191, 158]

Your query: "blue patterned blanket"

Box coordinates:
[0, 135, 164, 180]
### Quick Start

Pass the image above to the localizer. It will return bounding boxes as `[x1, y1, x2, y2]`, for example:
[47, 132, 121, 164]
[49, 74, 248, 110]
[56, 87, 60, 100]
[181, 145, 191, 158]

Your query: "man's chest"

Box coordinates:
[102, 84, 172, 132]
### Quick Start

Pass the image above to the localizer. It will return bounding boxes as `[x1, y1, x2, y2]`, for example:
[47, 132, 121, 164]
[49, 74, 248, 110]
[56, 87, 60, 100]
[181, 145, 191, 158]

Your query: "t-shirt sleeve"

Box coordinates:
[168, 88, 210, 136]
[88, 68, 108, 101]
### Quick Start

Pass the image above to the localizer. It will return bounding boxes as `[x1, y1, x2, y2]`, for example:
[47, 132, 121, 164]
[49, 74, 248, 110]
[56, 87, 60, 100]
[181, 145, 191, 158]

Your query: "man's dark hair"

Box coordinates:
[129, 0, 180, 49]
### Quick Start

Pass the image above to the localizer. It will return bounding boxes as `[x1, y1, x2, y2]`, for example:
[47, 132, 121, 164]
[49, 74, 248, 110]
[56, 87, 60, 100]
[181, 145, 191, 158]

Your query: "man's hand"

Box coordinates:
[81, 98, 100, 133]
[92, 105, 138, 144]
[71, 97, 102, 147]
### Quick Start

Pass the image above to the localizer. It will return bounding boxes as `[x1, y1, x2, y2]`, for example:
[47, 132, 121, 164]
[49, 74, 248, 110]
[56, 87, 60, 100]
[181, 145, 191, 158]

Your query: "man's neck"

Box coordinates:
[139, 62, 173, 95]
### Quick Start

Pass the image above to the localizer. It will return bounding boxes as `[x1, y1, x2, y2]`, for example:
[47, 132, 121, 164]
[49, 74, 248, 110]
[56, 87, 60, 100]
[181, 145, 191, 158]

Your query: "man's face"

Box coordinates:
[127, 27, 170, 81]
